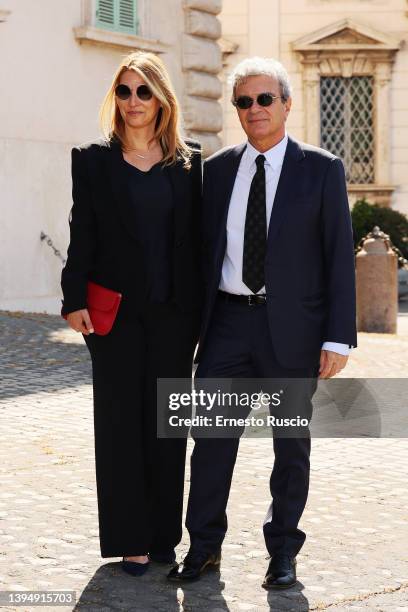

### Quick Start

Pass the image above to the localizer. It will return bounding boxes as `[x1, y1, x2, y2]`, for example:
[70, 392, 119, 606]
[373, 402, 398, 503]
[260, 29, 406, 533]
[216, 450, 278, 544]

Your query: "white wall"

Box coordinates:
[0, 0, 185, 313]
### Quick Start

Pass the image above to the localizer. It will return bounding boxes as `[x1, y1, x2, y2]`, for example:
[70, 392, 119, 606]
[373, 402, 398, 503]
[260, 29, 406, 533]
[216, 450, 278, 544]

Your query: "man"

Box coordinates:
[168, 57, 357, 588]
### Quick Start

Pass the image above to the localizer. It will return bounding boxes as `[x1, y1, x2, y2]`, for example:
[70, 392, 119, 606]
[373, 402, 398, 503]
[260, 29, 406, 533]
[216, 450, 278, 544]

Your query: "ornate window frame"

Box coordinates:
[293, 18, 401, 206]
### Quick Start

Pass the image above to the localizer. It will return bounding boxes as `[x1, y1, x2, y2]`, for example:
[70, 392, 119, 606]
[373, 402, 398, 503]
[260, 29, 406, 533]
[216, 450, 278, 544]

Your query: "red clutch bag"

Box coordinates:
[62, 281, 122, 336]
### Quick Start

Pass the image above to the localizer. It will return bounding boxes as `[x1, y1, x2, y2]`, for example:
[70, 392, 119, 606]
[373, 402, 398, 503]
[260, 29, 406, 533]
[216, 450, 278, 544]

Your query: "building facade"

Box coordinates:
[1, 0, 406, 313]
[0, 0, 222, 313]
[219, 0, 408, 213]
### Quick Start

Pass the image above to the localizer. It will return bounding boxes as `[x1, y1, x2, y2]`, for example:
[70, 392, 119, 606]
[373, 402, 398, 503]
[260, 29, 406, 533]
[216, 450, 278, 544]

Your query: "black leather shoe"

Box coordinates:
[262, 554, 297, 590]
[167, 549, 221, 582]
[149, 549, 176, 564]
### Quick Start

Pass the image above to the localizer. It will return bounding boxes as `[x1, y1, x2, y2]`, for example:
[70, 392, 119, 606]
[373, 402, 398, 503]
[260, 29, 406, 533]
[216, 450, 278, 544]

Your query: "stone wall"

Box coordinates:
[182, 0, 223, 155]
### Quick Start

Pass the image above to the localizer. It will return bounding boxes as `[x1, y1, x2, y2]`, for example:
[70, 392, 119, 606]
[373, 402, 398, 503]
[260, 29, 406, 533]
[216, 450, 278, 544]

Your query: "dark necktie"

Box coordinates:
[242, 154, 266, 293]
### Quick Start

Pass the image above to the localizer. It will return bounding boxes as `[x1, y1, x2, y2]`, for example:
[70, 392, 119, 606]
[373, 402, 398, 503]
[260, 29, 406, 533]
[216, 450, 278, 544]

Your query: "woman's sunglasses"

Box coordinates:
[115, 84, 153, 101]
[232, 92, 283, 110]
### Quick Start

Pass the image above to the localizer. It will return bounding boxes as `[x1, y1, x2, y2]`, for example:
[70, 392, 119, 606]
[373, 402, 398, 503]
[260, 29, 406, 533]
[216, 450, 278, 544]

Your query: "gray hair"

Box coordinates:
[228, 57, 292, 103]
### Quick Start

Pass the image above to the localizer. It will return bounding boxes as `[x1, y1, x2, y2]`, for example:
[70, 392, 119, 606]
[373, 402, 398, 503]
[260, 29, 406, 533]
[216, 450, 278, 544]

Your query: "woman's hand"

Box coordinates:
[66, 309, 94, 335]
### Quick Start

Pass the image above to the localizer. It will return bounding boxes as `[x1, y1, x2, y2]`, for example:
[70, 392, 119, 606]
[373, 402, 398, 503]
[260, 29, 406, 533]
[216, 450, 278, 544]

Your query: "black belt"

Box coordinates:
[218, 290, 267, 305]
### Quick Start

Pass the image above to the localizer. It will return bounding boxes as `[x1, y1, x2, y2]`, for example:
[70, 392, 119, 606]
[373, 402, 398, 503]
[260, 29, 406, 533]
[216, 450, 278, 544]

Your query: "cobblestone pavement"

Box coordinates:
[0, 303, 407, 612]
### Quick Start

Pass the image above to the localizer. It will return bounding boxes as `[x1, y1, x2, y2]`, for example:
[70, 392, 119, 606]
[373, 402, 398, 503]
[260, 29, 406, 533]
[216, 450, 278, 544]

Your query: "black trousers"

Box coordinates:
[186, 296, 319, 558]
[84, 300, 200, 558]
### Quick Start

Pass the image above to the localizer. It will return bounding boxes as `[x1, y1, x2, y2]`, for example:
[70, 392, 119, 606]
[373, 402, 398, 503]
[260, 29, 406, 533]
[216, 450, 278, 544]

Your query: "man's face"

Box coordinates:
[234, 75, 291, 143]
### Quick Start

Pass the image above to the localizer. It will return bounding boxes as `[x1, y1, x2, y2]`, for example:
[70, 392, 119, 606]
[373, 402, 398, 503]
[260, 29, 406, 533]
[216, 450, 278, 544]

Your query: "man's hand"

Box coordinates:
[66, 308, 94, 335]
[319, 349, 348, 379]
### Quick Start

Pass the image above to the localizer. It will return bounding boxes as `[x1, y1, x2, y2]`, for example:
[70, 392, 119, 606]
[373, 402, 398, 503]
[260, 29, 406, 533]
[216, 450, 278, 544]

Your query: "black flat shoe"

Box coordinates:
[121, 557, 150, 576]
[262, 554, 297, 590]
[149, 549, 176, 564]
[167, 549, 221, 582]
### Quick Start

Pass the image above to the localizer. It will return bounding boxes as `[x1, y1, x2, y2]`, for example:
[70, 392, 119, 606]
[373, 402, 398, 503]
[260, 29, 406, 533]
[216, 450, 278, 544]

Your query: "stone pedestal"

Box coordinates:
[356, 226, 398, 333]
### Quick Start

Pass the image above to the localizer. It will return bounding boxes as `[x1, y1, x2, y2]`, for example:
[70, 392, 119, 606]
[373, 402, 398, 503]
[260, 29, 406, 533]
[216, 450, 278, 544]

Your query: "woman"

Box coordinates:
[61, 52, 203, 575]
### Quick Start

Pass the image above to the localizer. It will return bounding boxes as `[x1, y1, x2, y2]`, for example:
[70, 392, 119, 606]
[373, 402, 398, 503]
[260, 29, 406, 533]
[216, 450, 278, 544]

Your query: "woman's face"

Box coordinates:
[116, 70, 161, 131]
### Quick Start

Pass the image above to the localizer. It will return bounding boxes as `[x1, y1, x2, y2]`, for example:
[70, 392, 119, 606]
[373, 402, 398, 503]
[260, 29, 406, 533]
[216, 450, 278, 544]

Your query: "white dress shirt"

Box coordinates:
[219, 135, 351, 356]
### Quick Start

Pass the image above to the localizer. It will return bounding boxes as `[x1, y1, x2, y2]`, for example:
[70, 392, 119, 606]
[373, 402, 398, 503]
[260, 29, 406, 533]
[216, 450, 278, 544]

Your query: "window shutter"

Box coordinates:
[96, 0, 137, 35]
[118, 0, 136, 33]
[96, 0, 115, 29]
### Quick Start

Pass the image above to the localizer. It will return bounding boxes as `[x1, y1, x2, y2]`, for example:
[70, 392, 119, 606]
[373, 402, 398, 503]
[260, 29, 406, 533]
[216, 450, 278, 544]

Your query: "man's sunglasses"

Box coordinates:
[232, 92, 283, 110]
[115, 84, 153, 101]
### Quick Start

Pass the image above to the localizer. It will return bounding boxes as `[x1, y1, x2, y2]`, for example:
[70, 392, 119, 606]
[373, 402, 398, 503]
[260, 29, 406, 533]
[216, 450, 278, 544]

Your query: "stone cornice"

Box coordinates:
[73, 26, 169, 53]
[219, 36, 239, 55]
[292, 18, 401, 53]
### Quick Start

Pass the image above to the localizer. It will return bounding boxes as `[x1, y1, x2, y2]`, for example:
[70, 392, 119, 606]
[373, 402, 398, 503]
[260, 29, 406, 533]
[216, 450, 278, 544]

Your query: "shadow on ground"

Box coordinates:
[0, 311, 91, 400]
[74, 561, 310, 611]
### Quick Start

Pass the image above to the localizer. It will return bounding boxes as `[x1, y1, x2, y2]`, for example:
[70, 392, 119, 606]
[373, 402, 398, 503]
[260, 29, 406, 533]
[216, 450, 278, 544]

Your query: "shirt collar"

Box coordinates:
[245, 133, 288, 172]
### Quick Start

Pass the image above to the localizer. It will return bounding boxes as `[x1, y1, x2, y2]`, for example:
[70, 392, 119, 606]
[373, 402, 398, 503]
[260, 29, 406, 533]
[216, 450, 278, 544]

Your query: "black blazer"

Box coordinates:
[61, 137, 203, 316]
[197, 136, 357, 369]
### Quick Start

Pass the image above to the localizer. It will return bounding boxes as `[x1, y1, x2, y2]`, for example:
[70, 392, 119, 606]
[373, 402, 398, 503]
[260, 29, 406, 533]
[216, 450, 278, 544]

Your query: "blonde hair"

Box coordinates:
[99, 51, 193, 169]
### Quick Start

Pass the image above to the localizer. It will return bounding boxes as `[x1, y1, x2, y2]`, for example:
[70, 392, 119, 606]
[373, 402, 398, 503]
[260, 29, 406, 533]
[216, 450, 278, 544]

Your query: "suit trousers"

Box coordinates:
[83, 299, 200, 557]
[186, 296, 319, 558]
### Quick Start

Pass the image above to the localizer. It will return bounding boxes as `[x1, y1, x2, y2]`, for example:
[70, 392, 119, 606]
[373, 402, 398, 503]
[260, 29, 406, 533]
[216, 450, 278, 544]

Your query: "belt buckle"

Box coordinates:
[248, 294, 265, 306]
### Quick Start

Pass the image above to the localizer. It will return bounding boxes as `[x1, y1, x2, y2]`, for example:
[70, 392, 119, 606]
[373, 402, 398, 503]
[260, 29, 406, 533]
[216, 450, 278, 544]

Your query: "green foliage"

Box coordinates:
[351, 199, 408, 263]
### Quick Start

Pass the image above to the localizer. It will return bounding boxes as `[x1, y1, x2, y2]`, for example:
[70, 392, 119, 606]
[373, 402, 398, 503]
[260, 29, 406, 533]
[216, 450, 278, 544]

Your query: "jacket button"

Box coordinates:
[176, 239, 184, 248]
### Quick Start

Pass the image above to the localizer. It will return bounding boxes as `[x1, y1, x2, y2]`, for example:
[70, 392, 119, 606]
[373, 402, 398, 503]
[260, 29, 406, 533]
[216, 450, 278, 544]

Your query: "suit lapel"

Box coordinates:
[104, 139, 141, 242]
[213, 138, 304, 258]
[164, 159, 190, 243]
[214, 143, 247, 261]
[266, 136, 305, 248]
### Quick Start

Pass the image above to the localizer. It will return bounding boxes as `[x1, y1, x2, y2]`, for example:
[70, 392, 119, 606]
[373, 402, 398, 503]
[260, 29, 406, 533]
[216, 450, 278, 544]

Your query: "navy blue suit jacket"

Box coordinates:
[196, 136, 357, 369]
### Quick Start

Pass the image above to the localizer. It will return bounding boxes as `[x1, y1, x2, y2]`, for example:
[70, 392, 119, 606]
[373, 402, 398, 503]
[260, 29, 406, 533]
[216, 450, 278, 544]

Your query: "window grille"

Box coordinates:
[320, 76, 374, 184]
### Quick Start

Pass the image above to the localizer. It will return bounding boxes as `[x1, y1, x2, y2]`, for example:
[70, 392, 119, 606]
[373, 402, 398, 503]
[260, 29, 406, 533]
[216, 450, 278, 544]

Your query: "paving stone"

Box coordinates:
[0, 305, 407, 611]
